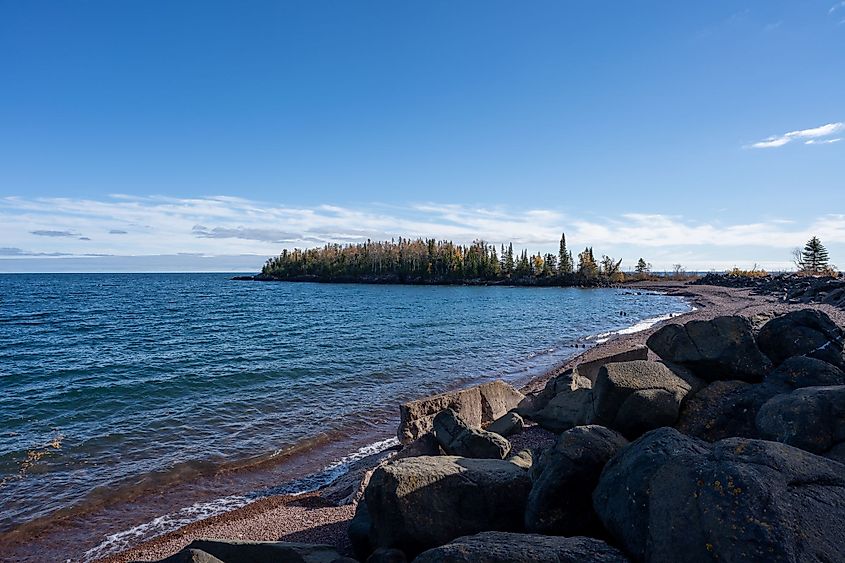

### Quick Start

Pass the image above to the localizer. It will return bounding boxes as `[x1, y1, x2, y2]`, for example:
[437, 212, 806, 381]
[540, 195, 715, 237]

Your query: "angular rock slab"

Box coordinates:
[433, 409, 511, 459]
[525, 425, 628, 536]
[756, 385, 845, 455]
[398, 381, 524, 444]
[646, 316, 771, 382]
[153, 539, 343, 563]
[757, 309, 845, 369]
[591, 360, 702, 439]
[362, 455, 531, 556]
[412, 532, 631, 563]
[486, 411, 524, 438]
[593, 427, 845, 563]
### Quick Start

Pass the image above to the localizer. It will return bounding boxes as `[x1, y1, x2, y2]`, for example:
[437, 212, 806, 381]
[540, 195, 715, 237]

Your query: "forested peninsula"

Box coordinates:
[242, 234, 642, 286]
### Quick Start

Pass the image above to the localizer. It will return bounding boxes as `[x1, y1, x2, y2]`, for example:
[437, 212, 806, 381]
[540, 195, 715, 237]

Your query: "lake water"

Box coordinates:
[0, 273, 689, 558]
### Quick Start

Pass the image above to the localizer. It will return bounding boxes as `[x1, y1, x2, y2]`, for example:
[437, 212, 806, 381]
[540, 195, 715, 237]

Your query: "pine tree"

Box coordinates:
[505, 243, 515, 275]
[635, 258, 651, 278]
[558, 233, 573, 274]
[799, 236, 830, 273]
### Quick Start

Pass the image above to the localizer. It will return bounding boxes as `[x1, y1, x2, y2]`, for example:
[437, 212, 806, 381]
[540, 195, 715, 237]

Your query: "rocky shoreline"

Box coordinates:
[107, 282, 845, 563]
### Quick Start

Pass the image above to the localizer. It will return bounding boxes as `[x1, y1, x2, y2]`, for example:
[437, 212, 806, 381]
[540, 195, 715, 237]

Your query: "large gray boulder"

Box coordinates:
[646, 316, 771, 382]
[756, 385, 845, 455]
[572, 345, 649, 385]
[529, 386, 595, 434]
[412, 532, 630, 563]
[486, 411, 524, 438]
[757, 309, 844, 369]
[525, 425, 628, 536]
[359, 455, 531, 557]
[590, 360, 703, 439]
[593, 427, 845, 563]
[433, 409, 511, 459]
[152, 540, 343, 563]
[398, 381, 524, 444]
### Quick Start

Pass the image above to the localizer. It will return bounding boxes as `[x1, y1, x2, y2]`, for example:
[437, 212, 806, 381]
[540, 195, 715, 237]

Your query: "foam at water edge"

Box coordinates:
[591, 307, 694, 344]
[83, 436, 400, 562]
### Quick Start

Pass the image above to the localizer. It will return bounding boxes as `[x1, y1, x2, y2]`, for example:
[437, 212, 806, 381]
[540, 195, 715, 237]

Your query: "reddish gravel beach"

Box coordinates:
[4, 281, 844, 563]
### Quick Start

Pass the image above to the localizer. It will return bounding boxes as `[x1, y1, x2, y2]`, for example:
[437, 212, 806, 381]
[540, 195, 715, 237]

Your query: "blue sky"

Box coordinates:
[1, 0, 843, 272]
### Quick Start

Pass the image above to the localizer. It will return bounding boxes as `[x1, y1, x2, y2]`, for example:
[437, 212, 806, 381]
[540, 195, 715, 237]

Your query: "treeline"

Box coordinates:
[260, 234, 630, 285]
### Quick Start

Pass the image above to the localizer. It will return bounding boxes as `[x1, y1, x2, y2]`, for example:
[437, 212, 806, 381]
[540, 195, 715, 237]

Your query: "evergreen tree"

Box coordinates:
[558, 233, 573, 274]
[635, 258, 648, 274]
[799, 236, 830, 273]
[505, 243, 515, 275]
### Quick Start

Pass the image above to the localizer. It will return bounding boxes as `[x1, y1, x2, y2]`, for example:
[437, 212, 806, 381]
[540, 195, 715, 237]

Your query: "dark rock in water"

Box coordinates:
[757, 309, 845, 369]
[398, 381, 524, 444]
[486, 411, 524, 438]
[366, 547, 407, 563]
[525, 425, 628, 536]
[646, 316, 771, 382]
[765, 355, 845, 389]
[593, 427, 845, 563]
[675, 380, 766, 441]
[153, 539, 344, 563]
[590, 360, 702, 439]
[153, 549, 224, 563]
[360, 455, 531, 557]
[756, 385, 845, 455]
[433, 409, 511, 459]
[412, 532, 631, 563]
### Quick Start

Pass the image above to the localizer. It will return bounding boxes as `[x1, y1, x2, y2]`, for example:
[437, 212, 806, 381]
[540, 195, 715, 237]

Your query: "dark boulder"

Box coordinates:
[756, 385, 845, 455]
[367, 547, 407, 563]
[757, 309, 844, 369]
[591, 360, 703, 439]
[486, 411, 524, 438]
[360, 455, 531, 557]
[525, 425, 628, 536]
[674, 380, 768, 441]
[593, 427, 845, 563]
[412, 532, 630, 563]
[646, 316, 771, 382]
[765, 355, 845, 390]
[153, 539, 344, 563]
[433, 409, 511, 459]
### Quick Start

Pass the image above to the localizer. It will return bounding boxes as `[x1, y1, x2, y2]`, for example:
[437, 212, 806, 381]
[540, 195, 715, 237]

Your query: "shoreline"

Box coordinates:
[8, 282, 838, 563]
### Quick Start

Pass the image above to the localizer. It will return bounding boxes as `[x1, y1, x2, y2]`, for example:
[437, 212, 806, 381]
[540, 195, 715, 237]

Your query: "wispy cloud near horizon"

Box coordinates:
[748, 122, 844, 149]
[1, 195, 843, 271]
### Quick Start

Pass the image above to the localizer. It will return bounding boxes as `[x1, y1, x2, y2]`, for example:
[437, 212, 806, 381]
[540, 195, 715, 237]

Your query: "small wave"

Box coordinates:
[591, 310, 689, 344]
[83, 436, 399, 561]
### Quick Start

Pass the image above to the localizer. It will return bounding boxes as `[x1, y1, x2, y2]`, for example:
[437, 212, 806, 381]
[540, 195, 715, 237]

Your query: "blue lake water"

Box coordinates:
[0, 273, 689, 539]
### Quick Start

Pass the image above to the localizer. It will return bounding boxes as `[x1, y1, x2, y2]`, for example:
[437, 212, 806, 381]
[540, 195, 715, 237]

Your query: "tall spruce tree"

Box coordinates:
[799, 236, 830, 273]
[558, 233, 574, 274]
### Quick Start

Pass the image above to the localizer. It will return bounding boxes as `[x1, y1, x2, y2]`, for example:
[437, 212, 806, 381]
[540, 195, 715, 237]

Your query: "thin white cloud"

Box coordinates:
[1, 195, 843, 272]
[805, 138, 841, 145]
[749, 122, 843, 149]
[830, 1, 845, 14]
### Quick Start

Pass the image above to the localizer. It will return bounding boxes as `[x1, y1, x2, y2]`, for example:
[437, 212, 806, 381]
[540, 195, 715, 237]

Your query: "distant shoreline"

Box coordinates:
[232, 273, 625, 288]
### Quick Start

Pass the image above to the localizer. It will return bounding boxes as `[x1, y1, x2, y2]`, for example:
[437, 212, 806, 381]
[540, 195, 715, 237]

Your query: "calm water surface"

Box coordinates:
[0, 273, 689, 537]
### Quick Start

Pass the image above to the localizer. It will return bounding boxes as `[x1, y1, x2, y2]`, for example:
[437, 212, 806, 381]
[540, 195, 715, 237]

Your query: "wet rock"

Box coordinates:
[398, 381, 524, 444]
[360, 455, 531, 557]
[412, 532, 630, 563]
[756, 309, 844, 369]
[591, 360, 703, 439]
[593, 427, 845, 563]
[646, 316, 771, 382]
[525, 425, 627, 536]
[486, 411, 524, 437]
[756, 385, 845, 455]
[432, 409, 511, 459]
